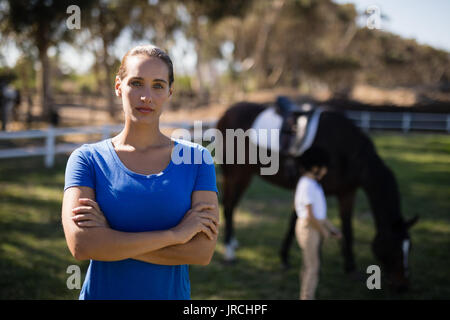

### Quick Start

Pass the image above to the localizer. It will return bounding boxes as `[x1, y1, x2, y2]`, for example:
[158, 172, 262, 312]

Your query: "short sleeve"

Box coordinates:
[193, 148, 219, 194]
[64, 146, 95, 192]
[294, 178, 314, 213]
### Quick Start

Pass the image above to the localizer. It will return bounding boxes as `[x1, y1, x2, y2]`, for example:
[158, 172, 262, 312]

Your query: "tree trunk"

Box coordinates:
[251, 0, 286, 85]
[36, 22, 53, 123]
[191, 13, 208, 106]
[98, 7, 116, 120]
[101, 38, 115, 119]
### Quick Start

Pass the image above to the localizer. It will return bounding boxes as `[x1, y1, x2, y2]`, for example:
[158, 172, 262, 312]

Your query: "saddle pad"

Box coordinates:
[249, 107, 282, 151]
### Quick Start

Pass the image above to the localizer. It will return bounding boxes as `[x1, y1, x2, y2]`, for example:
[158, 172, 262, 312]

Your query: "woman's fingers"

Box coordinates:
[79, 198, 101, 213]
[72, 208, 108, 228]
[200, 217, 218, 235]
[72, 213, 93, 221]
[72, 213, 103, 222]
[200, 224, 214, 240]
[72, 213, 104, 223]
[72, 206, 103, 220]
[186, 203, 216, 216]
[198, 211, 219, 226]
[72, 205, 94, 214]
[74, 219, 104, 228]
[73, 201, 106, 221]
[185, 210, 219, 228]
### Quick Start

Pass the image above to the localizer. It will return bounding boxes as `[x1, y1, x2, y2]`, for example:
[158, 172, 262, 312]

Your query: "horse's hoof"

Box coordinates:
[225, 242, 237, 261]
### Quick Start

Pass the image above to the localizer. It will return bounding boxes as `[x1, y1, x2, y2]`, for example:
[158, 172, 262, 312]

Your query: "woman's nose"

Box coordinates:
[140, 95, 151, 104]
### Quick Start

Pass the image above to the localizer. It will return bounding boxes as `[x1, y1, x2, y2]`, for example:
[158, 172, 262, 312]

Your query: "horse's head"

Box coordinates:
[372, 216, 419, 292]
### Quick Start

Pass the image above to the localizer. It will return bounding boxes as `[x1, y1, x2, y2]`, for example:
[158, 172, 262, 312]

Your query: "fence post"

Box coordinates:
[402, 113, 411, 133]
[45, 126, 55, 168]
[362, 111, 371, 132]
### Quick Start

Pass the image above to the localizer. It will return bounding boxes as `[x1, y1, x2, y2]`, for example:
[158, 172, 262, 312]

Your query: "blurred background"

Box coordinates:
[0, 0, 449, 299]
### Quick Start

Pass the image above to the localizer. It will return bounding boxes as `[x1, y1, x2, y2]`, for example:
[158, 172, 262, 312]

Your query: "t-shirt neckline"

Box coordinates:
[106, 138, 178, 179]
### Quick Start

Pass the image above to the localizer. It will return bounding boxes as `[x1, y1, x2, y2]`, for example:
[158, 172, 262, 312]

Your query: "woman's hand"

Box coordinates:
[171, 203, 219, 244]
[71, 198, 109, 228]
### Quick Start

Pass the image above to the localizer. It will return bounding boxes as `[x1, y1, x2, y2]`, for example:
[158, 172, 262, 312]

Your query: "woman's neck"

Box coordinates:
[114, 119, 170, 152]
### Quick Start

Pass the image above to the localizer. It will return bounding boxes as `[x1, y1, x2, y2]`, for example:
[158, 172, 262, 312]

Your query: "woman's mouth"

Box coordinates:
[136, 107, 155, 114]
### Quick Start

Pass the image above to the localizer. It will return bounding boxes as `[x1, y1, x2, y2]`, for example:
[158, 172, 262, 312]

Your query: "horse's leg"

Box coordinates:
[338, 189, 357, 273]
[222, 167, 253, 262]
[279, 208, 297, 270]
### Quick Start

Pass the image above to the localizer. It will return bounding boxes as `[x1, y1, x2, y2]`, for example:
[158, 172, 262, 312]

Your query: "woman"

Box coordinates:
[61, 45, 219, 300]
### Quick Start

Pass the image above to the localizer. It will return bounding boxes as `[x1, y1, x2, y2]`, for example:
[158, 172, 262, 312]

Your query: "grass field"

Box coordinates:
[0, 132, 449, 299]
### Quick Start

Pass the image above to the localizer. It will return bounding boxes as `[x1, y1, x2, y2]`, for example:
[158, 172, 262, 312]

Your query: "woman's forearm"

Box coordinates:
[132, 232, 217, 266]
[62, 187, 178, 262]
[71, 226, 178, 261]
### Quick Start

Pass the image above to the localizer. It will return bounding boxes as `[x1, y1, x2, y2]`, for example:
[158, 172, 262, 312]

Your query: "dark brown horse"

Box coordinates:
[216, 101, 418, 291]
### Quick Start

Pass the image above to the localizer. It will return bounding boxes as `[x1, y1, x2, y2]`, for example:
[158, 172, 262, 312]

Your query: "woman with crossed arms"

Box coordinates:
[62, 45, 219, 300]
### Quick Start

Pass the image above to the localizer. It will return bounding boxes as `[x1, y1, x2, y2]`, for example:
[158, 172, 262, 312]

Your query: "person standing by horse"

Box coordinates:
[0, 75, 20, 131]
[295, 147, 341, 300]
[61, 45, 219, 299]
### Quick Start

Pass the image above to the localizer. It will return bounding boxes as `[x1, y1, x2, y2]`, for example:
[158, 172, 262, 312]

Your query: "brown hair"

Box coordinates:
[117, 45, 174, 87]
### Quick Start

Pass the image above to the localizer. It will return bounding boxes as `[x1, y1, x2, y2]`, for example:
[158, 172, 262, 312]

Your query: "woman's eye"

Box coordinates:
[153, 84, 163, 89]
[131, 81, 142, 87]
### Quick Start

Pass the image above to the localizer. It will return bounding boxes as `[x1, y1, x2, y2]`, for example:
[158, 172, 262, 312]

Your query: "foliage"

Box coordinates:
[1, 0, 449, 112]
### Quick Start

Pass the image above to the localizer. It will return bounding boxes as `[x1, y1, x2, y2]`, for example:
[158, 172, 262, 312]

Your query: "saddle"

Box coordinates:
[250, 96, 323, 158]
[276, 96, 314, 156]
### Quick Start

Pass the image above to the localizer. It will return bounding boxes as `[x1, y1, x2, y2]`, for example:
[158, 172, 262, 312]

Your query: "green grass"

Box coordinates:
[0, 132, 449, 299]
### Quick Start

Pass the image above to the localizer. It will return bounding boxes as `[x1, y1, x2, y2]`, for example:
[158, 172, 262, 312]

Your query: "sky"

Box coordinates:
[333, 0, 450, 52]
[1, 0, 449, 74]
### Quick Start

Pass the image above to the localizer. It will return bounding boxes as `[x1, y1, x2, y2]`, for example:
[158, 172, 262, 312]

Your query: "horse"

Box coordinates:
[215, 100, 418, 291]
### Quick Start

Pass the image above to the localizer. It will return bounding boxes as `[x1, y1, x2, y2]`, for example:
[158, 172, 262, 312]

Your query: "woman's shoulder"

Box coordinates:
[70, 139, 110, 160]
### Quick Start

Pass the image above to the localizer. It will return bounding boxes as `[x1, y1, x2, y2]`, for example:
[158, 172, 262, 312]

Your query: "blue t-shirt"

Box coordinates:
[64, 138, 218, 300]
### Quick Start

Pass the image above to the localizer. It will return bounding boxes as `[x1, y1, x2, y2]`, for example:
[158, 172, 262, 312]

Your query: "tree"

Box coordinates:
[0, 0, 94, 123]
[179, 0, 251, 104]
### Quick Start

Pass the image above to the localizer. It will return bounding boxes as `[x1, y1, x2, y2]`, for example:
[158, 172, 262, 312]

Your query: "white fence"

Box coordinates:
[0, 121, 207, 168]
[345, 110, 450, 133]
[0, 111, 448, 168]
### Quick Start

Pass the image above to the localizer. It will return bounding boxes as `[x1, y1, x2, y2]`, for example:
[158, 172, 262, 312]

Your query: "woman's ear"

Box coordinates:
[168, 86, 173, 98]
[115, 76, 122, 97]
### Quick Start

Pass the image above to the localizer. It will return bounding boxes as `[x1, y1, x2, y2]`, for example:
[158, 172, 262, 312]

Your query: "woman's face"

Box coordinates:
[115, 55, 172, 125]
